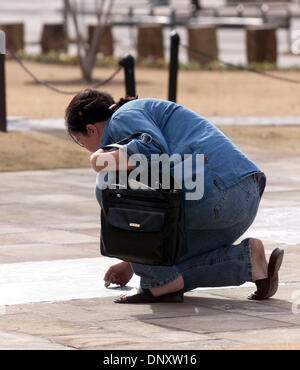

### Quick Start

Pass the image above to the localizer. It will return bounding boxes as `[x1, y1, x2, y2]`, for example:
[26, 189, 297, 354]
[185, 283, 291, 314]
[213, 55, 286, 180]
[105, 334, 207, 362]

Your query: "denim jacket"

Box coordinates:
[99, 98, 264, 202]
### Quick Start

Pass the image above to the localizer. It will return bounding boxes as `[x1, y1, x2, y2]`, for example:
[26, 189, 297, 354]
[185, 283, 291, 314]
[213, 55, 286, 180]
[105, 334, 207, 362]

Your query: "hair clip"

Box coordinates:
[108, 104, 117, 111]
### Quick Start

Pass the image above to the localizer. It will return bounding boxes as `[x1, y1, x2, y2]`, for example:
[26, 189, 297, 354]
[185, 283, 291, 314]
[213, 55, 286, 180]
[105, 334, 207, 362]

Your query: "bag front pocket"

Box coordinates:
[101, 207, 166, 265]
[107, 207, 165, 232]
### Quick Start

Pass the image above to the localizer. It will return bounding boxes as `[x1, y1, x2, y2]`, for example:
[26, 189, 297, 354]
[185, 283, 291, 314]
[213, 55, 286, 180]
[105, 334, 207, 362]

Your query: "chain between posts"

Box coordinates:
[0, 30, 7, 132]
[180, 41, 300, 85]
[7, 47, 123, 95]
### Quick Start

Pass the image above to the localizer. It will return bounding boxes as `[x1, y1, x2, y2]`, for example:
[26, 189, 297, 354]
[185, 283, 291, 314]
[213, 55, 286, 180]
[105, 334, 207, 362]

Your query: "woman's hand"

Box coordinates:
[104, 261, 134, 287]
[90, 148, 106, 172]
[90, 148, 136, 173]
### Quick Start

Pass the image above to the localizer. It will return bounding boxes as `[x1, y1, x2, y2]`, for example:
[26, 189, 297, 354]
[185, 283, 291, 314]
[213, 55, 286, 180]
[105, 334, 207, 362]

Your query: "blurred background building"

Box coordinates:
[0, 0, 300, 67]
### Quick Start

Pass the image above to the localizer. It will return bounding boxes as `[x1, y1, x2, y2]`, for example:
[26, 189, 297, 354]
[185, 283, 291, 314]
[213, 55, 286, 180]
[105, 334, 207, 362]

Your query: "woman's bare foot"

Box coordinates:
[250, 238, 268, 281]
[150, 275, 184, 297]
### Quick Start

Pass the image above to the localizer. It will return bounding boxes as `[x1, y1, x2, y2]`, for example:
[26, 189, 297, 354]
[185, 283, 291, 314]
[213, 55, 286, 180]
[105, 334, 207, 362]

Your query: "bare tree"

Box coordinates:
[64, 0, 115, 82]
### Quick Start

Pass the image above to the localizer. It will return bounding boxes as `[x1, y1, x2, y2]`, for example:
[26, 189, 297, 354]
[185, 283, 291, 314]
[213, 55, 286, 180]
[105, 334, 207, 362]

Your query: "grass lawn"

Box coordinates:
[2, 59, 300, 171]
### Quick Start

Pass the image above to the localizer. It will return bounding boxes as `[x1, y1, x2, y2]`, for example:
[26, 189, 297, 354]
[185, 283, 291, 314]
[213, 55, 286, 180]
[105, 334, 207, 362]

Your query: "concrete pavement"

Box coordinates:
[6, 116, 300, 134]
[0, 142, 300, 350]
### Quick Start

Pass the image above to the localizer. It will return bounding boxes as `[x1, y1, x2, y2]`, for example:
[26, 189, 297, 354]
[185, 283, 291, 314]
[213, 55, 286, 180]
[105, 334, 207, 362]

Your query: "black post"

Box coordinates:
[191, 0, 201, 11]
[119, 55, 136, 97]
[0, 30, 7, 132]
[168, 30, 180, 103]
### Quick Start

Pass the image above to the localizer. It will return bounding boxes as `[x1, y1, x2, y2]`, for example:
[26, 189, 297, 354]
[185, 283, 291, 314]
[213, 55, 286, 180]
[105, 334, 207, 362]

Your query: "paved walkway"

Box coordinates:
[6, 116, 300, 133]
[0, 143, 300, 349]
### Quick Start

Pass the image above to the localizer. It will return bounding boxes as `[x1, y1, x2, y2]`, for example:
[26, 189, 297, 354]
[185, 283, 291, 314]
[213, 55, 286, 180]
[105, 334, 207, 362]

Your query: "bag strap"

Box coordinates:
[101, 132, 166, 155]
[101, 142, 134, 156]
[101, 132, 180, 190]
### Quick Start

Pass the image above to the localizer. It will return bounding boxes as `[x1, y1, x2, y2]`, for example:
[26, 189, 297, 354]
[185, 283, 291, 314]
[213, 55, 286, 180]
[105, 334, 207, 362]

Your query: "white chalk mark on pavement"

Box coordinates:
[0, 257, 140, 306]
[0, 256, 254, 306]
[2, 207, 299, 306]
[244, 207, 300, 245]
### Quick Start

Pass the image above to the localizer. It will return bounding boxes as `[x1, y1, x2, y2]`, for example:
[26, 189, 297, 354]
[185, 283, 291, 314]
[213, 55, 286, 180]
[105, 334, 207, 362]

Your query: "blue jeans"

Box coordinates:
[128, 173, 266, 292]
[95, 173, 266, 292]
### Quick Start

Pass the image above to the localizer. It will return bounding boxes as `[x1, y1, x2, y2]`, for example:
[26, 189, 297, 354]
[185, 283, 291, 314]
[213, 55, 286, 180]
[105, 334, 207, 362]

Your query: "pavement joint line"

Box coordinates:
[237, 314, 300, 328]
[198, 324, 296, 337]
[6, 116, 300, 132]
[0, 327, 74, 349]
[198, 302, 298, 325]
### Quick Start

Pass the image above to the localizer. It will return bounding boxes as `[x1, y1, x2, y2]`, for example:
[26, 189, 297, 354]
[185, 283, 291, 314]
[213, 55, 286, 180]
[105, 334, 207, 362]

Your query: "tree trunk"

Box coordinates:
[64, 0, 114, 82]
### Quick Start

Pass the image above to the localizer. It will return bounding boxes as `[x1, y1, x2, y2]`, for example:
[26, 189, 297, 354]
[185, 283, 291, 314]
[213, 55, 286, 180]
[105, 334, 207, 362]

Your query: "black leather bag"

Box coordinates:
[99, 132, 187, 266]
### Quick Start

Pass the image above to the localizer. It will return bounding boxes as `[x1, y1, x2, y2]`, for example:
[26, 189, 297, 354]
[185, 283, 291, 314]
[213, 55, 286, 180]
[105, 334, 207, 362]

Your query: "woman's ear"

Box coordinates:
[86, 124, 97, 136]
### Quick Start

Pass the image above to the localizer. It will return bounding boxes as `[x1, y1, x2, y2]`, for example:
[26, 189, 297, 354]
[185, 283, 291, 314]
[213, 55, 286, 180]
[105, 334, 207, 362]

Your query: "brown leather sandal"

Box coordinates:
[114, 288, 184, 304]
[248, 248, 284, 300]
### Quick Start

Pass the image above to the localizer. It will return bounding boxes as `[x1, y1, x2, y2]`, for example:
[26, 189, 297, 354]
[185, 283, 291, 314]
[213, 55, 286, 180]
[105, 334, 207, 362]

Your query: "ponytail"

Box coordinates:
[116, 96, 137, 109]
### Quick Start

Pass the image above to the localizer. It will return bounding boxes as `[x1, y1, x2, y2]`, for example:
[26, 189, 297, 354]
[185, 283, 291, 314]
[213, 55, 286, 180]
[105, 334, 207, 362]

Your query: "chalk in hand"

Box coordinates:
[104, 276, 112, 288]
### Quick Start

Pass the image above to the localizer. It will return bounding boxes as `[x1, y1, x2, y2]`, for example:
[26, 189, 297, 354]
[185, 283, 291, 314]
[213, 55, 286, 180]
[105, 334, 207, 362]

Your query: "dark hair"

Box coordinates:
[65, 88, 137, 145]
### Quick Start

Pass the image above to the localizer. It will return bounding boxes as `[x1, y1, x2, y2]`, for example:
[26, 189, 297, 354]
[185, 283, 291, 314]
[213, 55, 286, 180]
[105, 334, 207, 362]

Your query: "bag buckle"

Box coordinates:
[129, 223, 140, 228]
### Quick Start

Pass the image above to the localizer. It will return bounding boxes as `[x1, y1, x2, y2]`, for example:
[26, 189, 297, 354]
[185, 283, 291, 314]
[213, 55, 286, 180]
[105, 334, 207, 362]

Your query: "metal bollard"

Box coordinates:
[169, 8, 176, 29]
[119, 55, 136, 98]
[260, 4, 269, 24]
[168, 30, 180, 103]
[0, 30, 7, 132]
